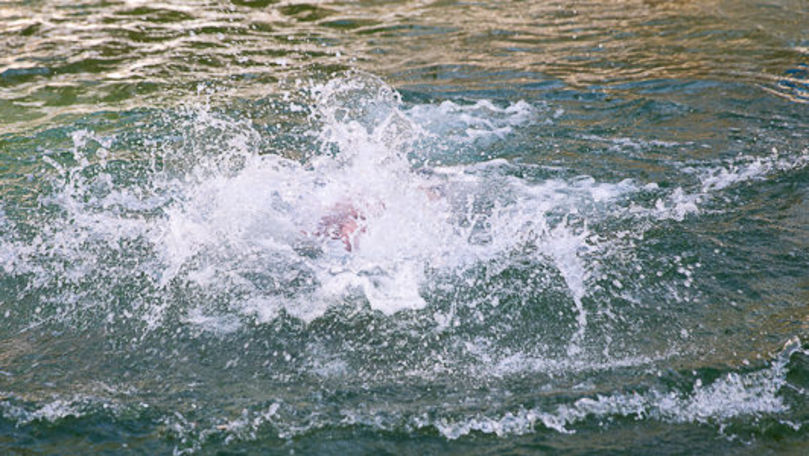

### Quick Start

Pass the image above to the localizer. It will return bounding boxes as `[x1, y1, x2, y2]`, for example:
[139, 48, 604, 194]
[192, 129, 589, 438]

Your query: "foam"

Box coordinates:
[434, 343, 797, 439]
[639, 147, 809, 221]
[0, 394, 127, 426]
[688, 147, 809, 192]
[147, 340, 805, 451]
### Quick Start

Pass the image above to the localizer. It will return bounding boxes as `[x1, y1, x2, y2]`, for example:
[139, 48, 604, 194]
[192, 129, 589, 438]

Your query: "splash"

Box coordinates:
[7, 71, 804, 358]
[5, 72, 624, 339]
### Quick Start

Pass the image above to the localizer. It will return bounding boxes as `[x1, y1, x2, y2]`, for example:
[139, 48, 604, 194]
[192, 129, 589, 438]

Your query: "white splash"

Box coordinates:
[10, 72, 643, 346]
[688, 147, 809, 193]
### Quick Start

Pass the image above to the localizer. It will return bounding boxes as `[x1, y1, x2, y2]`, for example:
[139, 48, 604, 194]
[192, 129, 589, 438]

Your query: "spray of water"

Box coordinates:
[3, 72, 809, 451]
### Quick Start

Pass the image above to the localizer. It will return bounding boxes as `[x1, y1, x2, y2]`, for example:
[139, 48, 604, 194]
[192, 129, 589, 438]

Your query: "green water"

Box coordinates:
[1, 0, 809, 454]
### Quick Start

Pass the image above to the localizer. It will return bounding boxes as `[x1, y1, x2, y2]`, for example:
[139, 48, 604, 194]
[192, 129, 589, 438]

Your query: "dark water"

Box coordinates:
[1, 0, 809, 454]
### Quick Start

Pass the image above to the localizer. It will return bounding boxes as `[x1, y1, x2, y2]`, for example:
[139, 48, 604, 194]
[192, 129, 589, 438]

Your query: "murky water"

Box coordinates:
[1, 1, 809, 454]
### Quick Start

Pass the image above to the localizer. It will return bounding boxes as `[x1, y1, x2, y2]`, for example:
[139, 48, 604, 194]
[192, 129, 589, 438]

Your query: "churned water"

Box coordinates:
[1, 1, 809, 454]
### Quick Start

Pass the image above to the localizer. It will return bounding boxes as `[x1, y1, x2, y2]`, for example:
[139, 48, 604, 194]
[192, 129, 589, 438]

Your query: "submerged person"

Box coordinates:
[314, 201, 367, 252]
[313, 182, 443, 253]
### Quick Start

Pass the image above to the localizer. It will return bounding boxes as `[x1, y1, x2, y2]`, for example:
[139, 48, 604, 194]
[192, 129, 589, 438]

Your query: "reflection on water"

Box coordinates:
[1, 0, 808, 131]
[1, 1, 809, 455]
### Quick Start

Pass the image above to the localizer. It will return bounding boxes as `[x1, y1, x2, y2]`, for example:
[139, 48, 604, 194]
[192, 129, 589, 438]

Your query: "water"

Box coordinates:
[1, 0, 809, 454]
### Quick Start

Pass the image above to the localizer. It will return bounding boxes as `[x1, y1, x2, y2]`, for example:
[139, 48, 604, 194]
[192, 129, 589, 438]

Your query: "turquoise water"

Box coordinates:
[1, 0, 809, 454]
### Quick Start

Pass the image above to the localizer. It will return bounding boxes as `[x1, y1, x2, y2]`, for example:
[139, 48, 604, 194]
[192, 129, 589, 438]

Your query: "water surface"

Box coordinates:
[1, 0, 809, 454]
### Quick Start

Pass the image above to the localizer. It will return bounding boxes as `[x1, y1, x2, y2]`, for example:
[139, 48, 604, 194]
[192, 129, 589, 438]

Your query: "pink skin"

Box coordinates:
[315, 202, 366, 252]
[314, 188, 435, 253]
